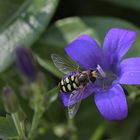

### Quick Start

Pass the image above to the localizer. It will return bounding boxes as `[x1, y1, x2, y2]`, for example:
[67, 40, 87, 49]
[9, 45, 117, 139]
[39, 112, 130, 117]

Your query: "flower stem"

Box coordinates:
[11, 112, 26, 140]
[28, 107, 43, 140]
[68, 119, 77, 140]
[90, 122, 108, 140]
[27, 83, 45, 140]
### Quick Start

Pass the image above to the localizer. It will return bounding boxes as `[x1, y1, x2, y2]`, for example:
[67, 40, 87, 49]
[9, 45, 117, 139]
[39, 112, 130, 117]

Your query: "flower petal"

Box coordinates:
[118, 57, 140, 84]
[94, 84, 128, 121]
[60, 83, 95, 106]
[65, 34, 102, 70]
[103, 28, 136, 71]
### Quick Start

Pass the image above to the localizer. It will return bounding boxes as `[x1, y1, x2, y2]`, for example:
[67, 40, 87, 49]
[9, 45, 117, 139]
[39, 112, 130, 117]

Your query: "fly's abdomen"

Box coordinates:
[59, 75, 79, 93]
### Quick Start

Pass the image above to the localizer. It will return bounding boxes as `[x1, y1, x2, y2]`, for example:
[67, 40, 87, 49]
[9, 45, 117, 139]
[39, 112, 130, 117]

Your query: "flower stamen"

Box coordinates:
[96, 64, 117, 90]
[96, 64, 106, 78]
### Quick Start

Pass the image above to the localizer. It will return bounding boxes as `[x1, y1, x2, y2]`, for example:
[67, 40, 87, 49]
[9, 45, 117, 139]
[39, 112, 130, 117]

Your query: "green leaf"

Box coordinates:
[42, 17, 140, 56]
[35, 54, 62, 78]
[40, 17, 100, 49]
[90, 122, 107, 140]
[0, 0, 25, 27]
[107, 101, 140, 140]
[44, 86, 59, 109]
[0, 115, 18, 139]
[102, 0, 140, 10]
[0, 0, 59, 72]
[38, 17, 140, 71]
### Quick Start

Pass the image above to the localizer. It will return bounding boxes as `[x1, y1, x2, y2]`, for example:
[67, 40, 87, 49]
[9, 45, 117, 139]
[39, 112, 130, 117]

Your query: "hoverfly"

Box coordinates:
[51, 54, 98, 119]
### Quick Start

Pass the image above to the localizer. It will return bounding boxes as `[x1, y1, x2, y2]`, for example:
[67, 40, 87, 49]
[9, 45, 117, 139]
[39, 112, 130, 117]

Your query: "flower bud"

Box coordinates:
[15, 46, 37, 81]
[2, 86, 19, 113]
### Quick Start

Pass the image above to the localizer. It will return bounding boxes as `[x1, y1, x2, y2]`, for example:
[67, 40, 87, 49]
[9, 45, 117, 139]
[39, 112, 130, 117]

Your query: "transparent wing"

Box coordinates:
[51, 54, 78, 74]
[68, 86, 85, 119]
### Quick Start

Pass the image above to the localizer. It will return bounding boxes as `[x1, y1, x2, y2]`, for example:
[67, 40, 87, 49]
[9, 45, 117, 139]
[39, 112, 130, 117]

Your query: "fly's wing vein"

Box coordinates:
[51, 54, 78, 74]
[68, 87, 85, 119]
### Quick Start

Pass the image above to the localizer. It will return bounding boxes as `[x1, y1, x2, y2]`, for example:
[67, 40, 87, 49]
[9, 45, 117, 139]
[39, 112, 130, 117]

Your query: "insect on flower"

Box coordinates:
[51, 54, 98, 118]
[52, 28, 140, 121]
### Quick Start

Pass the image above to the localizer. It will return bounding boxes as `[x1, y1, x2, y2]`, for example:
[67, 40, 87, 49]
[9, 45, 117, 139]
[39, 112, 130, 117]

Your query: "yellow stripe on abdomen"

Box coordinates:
[62, 86, 66, 92]
[73, 83, 78, 89]
[65, 77, 69, 83]
[67, 84, 72, 91]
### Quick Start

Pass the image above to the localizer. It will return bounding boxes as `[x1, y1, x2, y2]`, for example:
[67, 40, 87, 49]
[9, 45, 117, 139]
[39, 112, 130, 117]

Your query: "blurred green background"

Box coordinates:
[1, 0, 140, 140]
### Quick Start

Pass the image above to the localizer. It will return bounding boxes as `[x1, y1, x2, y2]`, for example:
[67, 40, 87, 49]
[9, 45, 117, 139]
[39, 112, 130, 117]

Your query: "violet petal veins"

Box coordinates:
[94, 84, 128, 121]
[103, 28, 136, 72]
[118, 57, 140, 84]
[65, 34, 102, 70]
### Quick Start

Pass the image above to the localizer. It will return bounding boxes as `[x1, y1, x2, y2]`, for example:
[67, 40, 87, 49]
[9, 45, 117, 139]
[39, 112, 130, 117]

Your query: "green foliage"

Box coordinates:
[0, 0, 140, 140]
[0, 0, 59, 72]
[35, 54, 62, 78]
[34, 16, 140, 140]
[36, 17, 140, 78]
[40, 17, 140, 56]
[102, 0, 140, 10]
[0, 115, 18, 139]
[0, 0, 25, 27]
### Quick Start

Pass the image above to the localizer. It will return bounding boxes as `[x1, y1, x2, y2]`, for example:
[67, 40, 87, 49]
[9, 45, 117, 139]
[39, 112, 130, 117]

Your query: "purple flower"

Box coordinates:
[60, 28, 140, 121]
[15, 46, 37, 81]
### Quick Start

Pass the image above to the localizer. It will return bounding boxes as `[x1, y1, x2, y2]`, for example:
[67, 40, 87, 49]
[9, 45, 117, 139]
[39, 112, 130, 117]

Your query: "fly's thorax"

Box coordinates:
[89, 70, 97, 83]
[78, 71, 89, 85]
[78, 70, 97, 84]
[59, 75, 79, 93]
